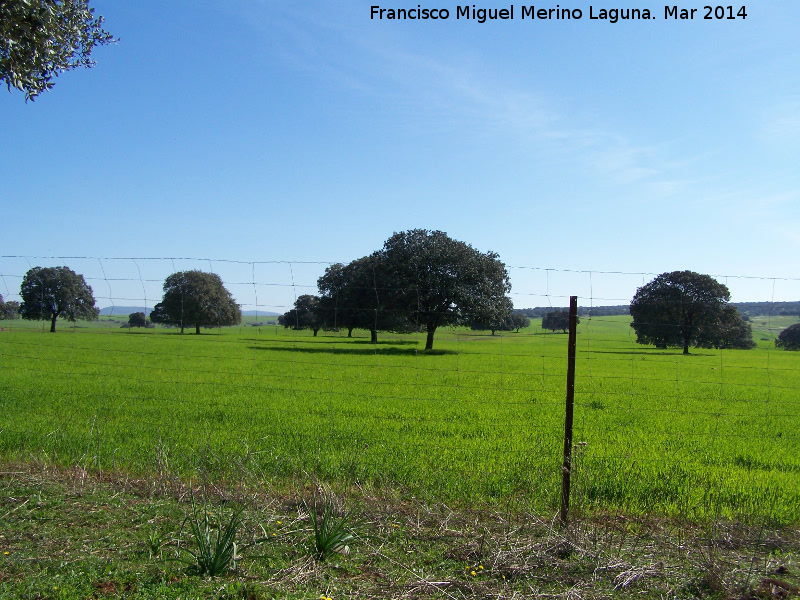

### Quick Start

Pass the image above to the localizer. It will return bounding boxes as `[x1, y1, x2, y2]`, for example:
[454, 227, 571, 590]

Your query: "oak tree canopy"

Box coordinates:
[1, 0, 114, 100]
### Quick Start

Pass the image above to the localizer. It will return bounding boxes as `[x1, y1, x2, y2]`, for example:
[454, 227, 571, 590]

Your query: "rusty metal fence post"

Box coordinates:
[559, 295, 578, 527]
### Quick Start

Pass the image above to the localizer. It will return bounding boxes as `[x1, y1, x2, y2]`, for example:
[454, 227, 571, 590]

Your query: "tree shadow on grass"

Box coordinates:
[247, 344, 457, 356]
[589, 349, 716, 356]
[240, 337, 420, 345]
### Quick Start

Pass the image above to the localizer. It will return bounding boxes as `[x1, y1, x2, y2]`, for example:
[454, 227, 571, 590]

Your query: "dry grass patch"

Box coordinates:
[0, 464, 798, 599]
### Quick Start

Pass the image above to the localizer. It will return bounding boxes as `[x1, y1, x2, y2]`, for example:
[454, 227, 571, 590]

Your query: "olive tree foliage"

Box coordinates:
[150, 271, 241, 334]
[541, 309, 579, 333]
[0, 293, 21, 319]
[279, 295, 325, 336]
[377, 229, 512, 350]
[776, 323, 800, 351]
[629, 271, 753, 354]
[1, 0, 115, 100]
[18, 266, 99, 332]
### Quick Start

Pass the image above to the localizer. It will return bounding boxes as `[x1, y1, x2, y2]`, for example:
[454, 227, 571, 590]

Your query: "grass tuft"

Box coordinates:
[306, 496, 359, 561]
[175, 494, 246, 576]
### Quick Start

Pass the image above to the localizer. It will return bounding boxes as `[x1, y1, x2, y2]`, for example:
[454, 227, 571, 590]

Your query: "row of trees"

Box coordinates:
[2, 266, 241, 333]
[2, 262, 792, 355]
[6, 230, 512, 348]
[280, 230, 513, 350]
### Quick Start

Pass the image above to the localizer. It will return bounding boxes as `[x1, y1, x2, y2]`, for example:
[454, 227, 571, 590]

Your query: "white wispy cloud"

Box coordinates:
[233, 2, 710, 196]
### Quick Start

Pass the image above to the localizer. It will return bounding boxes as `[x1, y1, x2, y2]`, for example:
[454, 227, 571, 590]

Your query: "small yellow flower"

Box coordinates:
[3, 551, 8, 555]
[470, 570, 477, 576]
[276, 520, 281, 524]
[272, 533, 277, 537]
[479, 565, 484, 570]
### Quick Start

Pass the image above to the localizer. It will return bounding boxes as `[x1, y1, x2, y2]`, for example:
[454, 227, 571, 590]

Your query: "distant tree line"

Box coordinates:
[517, 301, 800, 319]
[730, 301, 800, 317]
[516, 305, 630, 319]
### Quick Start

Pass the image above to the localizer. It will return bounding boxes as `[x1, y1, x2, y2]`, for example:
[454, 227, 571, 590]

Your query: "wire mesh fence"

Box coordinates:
[1, 255, 799, 524]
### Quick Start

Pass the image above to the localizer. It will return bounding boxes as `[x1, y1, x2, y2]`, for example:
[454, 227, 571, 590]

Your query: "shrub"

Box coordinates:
[776, 323, 800, 351]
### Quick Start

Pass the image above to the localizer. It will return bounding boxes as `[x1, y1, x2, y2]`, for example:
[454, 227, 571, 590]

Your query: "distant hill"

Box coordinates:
[242, 310, 280, 317]
[98, 306, 150, 316]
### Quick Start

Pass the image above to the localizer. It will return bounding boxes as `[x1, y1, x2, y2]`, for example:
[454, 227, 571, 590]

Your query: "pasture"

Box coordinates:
[1, 315, 799, 523]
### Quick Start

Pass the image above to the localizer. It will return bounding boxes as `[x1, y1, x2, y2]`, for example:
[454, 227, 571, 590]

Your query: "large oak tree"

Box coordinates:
[18, 266, 99, 332]
[630, 271, 752, 354]
[150, 271, 241, 334]
[378, 229, 512, 350]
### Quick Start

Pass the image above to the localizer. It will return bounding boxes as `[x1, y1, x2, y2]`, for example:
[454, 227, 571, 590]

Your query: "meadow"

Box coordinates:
[1, 314, 799, 524]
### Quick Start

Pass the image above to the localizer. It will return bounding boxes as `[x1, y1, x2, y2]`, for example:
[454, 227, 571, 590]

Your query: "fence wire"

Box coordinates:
[0, 256, 799, 524]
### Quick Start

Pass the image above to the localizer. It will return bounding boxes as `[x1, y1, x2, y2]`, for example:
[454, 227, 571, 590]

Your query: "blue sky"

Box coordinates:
[2, 1, 799, 310]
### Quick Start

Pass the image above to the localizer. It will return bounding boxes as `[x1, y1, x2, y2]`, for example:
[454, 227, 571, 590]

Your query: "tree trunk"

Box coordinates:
[195, 324, 201, 335]
[370, 329, 378, 343]
[313, 327, 319, 337]
[50, 313, 57, 333]
[348, 328, 353, 338]
[425, 325, 436, 350]
[683, 342, 690, 354]
[491, 329, 496, 336]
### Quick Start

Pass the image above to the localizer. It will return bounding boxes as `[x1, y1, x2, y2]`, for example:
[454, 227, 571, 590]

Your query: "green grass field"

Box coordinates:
[1, 315, 799, 523]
